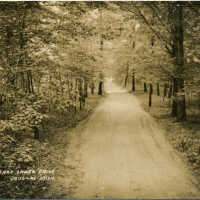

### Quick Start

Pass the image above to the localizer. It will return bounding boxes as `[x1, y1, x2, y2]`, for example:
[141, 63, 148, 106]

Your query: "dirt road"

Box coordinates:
[63, 79, 200, 198]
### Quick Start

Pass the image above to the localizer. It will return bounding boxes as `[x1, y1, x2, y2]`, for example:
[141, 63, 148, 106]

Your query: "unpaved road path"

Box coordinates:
[63, 80, 200, 198]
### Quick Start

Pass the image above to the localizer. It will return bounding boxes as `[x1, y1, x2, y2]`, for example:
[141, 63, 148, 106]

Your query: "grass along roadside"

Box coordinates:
[0, 94, 103, 198]
[40, 94, 104, 198]
[133, 90, 200, 187]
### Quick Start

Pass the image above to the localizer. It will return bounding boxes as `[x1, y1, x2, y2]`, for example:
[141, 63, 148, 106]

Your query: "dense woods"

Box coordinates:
[0, 2, 107, 198]
[0, 2, 107, 136]
[0, 1, 200, 198]
[114, 2, 200, 121]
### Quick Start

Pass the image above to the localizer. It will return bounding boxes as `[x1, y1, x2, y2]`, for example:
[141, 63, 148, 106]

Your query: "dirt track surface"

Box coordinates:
[63, 80, 200, 198]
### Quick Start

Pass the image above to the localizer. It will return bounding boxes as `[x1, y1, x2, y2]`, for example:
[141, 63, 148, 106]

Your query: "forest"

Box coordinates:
[0, 1, 200, 198]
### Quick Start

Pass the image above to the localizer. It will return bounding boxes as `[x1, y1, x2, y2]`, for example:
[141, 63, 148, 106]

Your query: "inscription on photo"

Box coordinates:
[0, 169, 55, 182]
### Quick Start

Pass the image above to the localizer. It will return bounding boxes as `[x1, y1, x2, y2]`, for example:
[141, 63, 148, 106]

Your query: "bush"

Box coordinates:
[0, 131, 53, 198]
[170, 133, 200, 168]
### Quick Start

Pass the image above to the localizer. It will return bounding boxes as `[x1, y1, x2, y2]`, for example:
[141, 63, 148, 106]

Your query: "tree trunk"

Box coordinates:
[78, 79, 84, 110]
[33, 126, 39, 140]
[168, 84, 173, 98]
[177, 93, 186, 121]
[98, 81, 103, 96]
[144, 82, 147, 93]
[149, 92, 152, 107]
[29, 72, 33, 93]
[149, 83, 153, 107]
[124, 64, 129, 88]
[151, 83, 153, 94]
[132, 72, 135, 92]
[75, 78, 78, 90]
[19, 12, 27, 92]
[27, 71, 31, 93]
[29, 70, 34, 93]
[124, 75, 128, 88]
[5, 26, 12, 66]
[157, 83, 160, 96]
[66, 74, 70, 97]
[171, 4, 186, 120]
[164, 83, 168, 98]
[90, 82, 95, 95]
[21, 72, 25, 90]
[84, 79, 88, 98]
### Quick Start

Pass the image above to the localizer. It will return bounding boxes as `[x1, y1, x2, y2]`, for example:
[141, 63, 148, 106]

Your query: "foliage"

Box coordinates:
[0, 1, 199, 197]
[113, 2, 200, 87]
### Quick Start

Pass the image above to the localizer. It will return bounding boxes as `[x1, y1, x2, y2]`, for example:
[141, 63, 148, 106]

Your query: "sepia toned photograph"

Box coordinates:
[0, 1, 200, 199]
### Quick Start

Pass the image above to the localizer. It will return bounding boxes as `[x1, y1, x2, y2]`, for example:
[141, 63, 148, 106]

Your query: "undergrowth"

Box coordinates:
[134, 90, 200, 181]
[0, 93, 101, 198]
